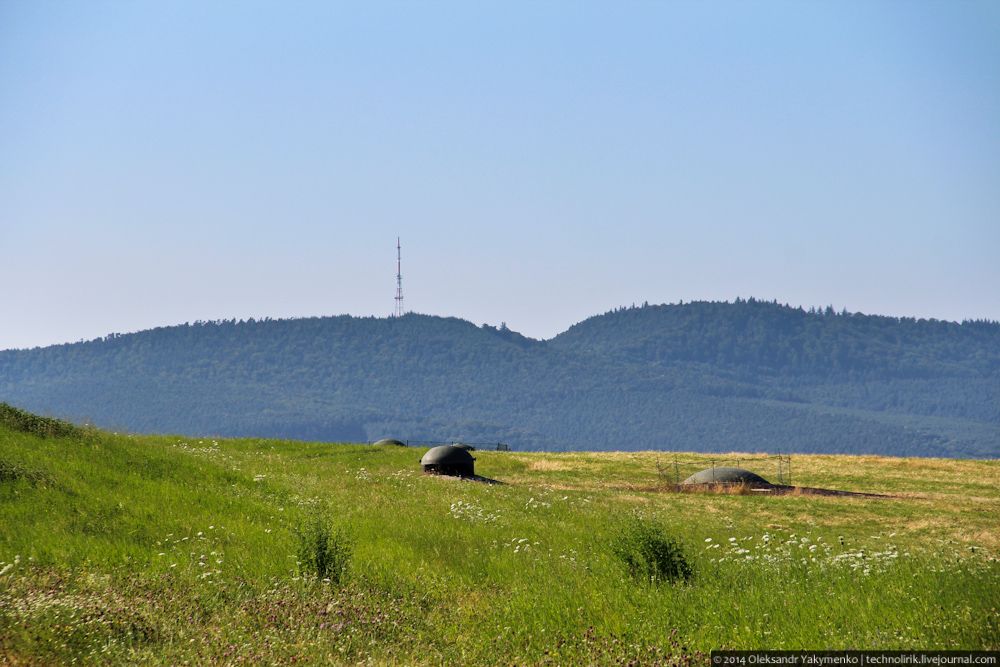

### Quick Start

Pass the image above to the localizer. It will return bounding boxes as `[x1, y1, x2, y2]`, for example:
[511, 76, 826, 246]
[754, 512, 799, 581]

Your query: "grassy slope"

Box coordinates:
[1, 418, 998, 664]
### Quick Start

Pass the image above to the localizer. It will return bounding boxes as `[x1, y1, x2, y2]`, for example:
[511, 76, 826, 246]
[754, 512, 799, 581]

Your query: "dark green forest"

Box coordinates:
[1, 299, 997, 457]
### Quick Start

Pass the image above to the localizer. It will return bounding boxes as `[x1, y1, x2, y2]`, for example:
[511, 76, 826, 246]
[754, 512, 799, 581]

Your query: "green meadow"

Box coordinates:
[1, 405, 998, 664]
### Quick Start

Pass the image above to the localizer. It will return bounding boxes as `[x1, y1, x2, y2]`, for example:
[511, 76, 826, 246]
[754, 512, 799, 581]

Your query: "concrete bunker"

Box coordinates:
[421, 445, 475, 477]
[374, 438, 406, 447]
[682, 466, 770, 487]
[666, 456, 889, 498]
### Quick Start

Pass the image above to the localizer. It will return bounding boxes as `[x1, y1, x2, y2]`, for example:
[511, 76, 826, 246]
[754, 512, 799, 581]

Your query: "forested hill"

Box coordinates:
[2, 300, 998, 458]
[553, 299, 1000, 381]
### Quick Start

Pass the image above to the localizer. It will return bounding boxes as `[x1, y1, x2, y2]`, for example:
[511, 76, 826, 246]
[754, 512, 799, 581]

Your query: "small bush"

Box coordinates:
[611, 516, 692, 584]
[295, 515, 351, 585]
[0, 458, 50, 485]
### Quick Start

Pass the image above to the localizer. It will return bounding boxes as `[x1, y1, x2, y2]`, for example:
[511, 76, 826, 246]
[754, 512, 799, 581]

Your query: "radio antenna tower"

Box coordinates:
[394, 237, 404, 317]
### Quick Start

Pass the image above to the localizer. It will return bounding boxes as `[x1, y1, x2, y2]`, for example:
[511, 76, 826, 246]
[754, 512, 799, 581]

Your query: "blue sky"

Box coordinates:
[2, 0, 998, 349]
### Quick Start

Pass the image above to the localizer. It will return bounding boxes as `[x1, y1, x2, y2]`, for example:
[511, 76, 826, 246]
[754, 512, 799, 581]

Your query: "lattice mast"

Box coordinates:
[394, 237, 404, 317]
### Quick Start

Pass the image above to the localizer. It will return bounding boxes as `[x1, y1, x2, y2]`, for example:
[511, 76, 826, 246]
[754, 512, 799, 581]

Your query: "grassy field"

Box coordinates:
[1, 406, 998, 664]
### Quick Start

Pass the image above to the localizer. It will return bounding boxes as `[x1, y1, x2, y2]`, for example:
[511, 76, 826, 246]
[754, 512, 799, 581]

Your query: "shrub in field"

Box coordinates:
[295, 515, 351, 584]
[0, 458, 50, 485]
[611, 516, 692, 584]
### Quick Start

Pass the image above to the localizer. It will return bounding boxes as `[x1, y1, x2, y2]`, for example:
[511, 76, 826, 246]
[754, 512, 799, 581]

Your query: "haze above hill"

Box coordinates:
[1, 299, 997, 458]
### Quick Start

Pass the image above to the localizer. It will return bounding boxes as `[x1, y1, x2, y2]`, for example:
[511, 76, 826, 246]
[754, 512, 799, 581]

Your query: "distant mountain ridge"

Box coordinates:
[2, 299, 998, 457]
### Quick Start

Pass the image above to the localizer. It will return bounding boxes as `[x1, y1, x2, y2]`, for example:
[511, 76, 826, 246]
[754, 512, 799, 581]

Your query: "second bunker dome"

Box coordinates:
[682, 467, 770, 486]
[421, 445, 475, 477]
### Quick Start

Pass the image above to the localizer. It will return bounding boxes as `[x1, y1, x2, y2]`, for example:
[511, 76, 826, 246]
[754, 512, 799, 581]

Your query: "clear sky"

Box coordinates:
[2, 1, 998, 350]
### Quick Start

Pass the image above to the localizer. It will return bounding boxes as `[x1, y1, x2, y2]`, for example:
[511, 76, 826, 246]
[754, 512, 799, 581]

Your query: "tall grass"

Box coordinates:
[610, 515, 693, 583]
[295, 512, 351, 584]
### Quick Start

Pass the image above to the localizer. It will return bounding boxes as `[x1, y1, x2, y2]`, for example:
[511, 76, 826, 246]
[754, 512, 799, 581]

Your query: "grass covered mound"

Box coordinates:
[0, 409, 998, 664]
[0, 402, 85, 439]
